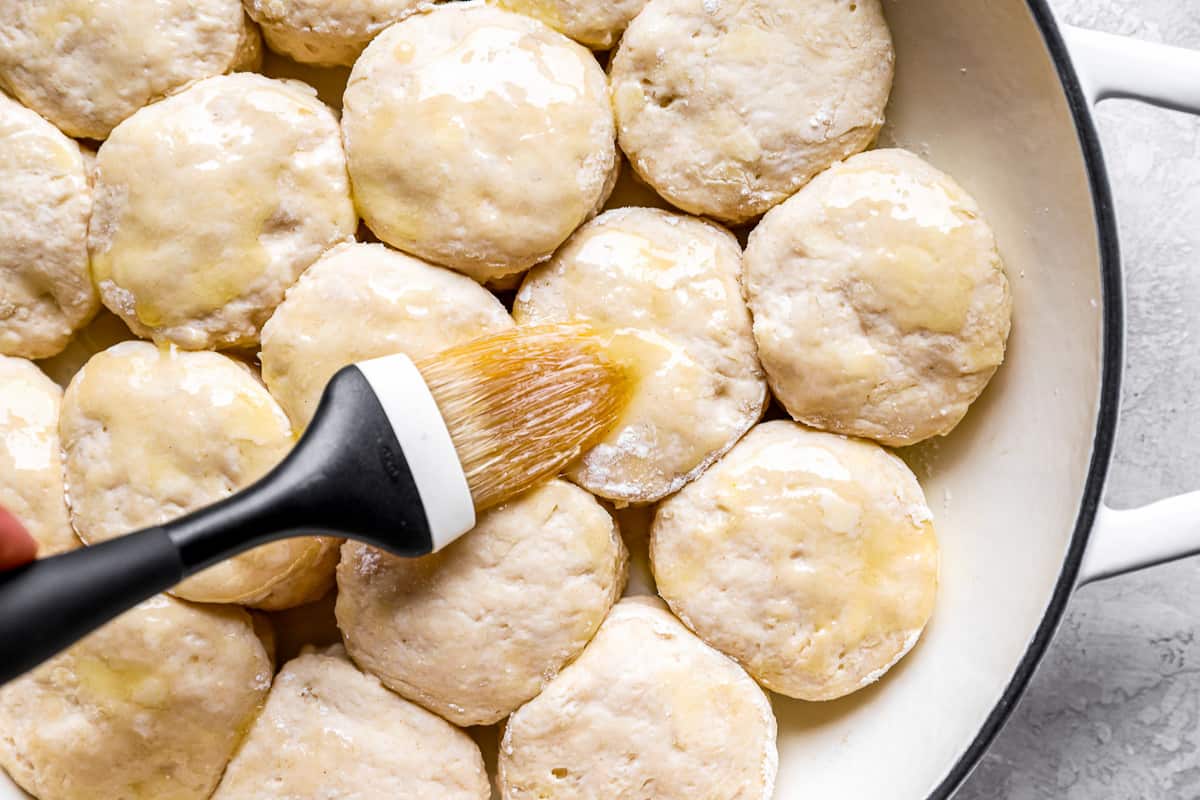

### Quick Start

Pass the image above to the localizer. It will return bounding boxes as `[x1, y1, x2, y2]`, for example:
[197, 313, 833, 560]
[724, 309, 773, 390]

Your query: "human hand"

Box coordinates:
[0, 507, 37, 570]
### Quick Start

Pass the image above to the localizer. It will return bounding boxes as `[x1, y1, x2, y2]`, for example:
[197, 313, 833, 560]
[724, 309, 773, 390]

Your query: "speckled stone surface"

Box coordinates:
[955, 1, 1200, 798]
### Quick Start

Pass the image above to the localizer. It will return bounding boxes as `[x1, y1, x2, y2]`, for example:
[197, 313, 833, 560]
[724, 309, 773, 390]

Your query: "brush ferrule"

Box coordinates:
[354, 354, 476, 552]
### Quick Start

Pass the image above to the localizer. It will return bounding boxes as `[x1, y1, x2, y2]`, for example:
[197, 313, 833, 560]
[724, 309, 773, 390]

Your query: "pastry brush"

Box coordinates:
[0, 324, 629, 683]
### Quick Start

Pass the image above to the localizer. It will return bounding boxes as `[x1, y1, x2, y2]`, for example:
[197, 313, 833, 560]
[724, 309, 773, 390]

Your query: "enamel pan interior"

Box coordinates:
[0, 0, 1120, 798]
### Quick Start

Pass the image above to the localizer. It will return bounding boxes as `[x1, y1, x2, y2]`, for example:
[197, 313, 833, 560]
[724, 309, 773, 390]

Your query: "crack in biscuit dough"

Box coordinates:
[0, 356, 78, 557]
[0, 595, 272, 800]
[336, 480, 627, 726]
[245, 0, 429, 67]
[610, 0, 893, 223]
[651, 421, 940, 701]
[0, 0, 261, 139]
[0, 93, 95, 359]
[212, 646, 490, 799]
[59, 342, 338, 608]
[342, 3, 618, 282]
[499, 597, 777, 800]
[89, 73, 356, 350]
[260, 242, 514, 428]
[744, 149, 1013, 446]
[493, 0, 648, 49]
[513, 207, 766, 504]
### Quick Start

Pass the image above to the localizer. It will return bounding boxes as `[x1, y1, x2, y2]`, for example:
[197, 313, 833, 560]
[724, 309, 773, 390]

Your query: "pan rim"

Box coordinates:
[925, 1, 1123, 797]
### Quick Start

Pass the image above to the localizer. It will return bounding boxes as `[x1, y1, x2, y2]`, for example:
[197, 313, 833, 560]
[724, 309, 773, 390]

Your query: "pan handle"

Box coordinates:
[1062, 25, 1200, 113]
[1062, 24, 1200, 584]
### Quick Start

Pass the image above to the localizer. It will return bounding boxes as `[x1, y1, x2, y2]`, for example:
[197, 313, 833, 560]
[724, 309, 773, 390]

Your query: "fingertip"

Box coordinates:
[0, 507, 38, 569]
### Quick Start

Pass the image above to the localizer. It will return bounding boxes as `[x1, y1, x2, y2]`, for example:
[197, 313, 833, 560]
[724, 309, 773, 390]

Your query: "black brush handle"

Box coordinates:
[0, 366, 437, 685]
[0, 528, 183, 683]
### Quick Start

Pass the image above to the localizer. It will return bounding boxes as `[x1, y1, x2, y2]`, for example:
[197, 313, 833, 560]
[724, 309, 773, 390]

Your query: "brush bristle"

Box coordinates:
[413, 324, 631, 512]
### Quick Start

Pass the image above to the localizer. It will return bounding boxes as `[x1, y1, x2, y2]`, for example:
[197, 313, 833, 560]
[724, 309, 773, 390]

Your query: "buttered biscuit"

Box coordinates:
[0, 595, 272, 800]
[494, 0, 647, 49]
[245, 0, 426, 66]
[336, 480, 626, 726]
[0, 0, 260, 139]
[514, 207, 766, 504]
[0, 357, 77, 556]
[744, 149, 1012, 446]
[342, 3, 617, 282]
[651, 421, 939, 700]
[610, 0, 893, 223]
[0, 93, 95, 359]
[260, 242, 513, 427]
[90, 73, 355, 350]
[60, 342, 338, 608]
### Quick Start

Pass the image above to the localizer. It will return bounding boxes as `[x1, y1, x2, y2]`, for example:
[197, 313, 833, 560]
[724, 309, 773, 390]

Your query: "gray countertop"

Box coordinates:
[955, 1, 1200, 797]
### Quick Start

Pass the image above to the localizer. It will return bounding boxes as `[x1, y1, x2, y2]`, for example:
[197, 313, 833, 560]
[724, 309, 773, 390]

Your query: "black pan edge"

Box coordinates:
[926, 2, 1124, 798]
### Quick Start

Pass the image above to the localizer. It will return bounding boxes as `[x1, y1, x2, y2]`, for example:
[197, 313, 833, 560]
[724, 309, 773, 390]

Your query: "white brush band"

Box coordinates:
[354, 354, 476, 552]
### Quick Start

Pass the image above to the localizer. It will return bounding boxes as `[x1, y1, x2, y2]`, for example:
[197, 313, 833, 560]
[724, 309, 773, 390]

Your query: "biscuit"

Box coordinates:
[513, 207, 766, 504]
[0, 595, 272, 800]
[212, 646, 490, 800]
[0, 93, 95, 359]
[744, 149, 1012, 446]
[90, 73, 355, 350]
[651, 421, 939, 700]
[0, 0, 261, 139]
[498, 597, 777, 800]
[342, 3, 617, 282]
[336, 480, 626, 726]
[610, 0, 893, 223]
[60, 342, 338, 608]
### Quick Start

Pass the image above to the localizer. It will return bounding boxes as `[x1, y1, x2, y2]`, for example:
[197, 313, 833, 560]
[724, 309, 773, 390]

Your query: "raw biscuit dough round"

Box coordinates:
[0, 92, 95, 359]
[0, 356, 78, 556]
[245, 0, 426, 66]
[212, 646, 490, 799]
[494, 0, 647, 49]
[336, 479, 627, 726]
[744, 148, 1013, 446]
[0, 594, 272, 800]
[90, 73, 356, 350]
[513, 207, 766, 504]
[342, 3, 617, 282]
[0, 0, 261, 139]
[260, 242, 513, 427]
[498, 597, 777, 800]
[60, 341, 338, 608]
[651, 421, 940, 701]
[609, 0, 894, 223]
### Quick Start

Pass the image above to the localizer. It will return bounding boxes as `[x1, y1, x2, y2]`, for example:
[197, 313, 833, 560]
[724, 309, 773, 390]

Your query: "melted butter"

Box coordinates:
[494, 0, 564, 32]
[415, 26, 583, 106]
[75, 656, 170, 709]
[71, 344, 291, 502]
[821, 164, 979, 335]
[0, 127, 80, 173]
[33, 0, 94, 41]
